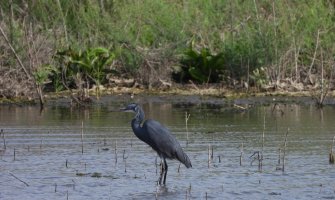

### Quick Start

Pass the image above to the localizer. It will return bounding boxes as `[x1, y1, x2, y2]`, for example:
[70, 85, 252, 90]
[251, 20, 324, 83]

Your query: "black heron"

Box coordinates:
[121, 103, 192, 185]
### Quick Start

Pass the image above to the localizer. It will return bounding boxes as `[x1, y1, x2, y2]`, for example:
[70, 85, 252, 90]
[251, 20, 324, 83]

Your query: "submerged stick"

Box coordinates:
[9, 172, 29, 186]
[124, 159, 127, 173]
[329, 136, 335, 164]
[282, 128, 289, 172]
[72, 179, 76, 190]
[208, 144, 213, 168]
[262, 114, 265, 151]
[1, 129, 5, 149]
[185, 184, 191, 200]
[211, 145, 214, 160]
[258, 152, 263, 172]
[81, 121, 84, 154]
[278, 148, 281, 165]
[185, 112, 190, 143]
[240, 142, 244, 166]
[114, 140, 118, 164]
[123, 150, 127, 160]
[259, 113, 266, 172]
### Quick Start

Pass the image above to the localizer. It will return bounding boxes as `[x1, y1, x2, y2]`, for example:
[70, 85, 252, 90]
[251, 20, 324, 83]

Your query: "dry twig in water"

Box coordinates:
[9, 172, 29, 186]
[329, 136, 335, 164]
[81, 121, 84, 154]
[282, 128, 289, 172]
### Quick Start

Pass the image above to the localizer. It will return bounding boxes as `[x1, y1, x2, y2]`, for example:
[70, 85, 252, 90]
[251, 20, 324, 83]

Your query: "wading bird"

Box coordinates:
[121, 103, 192, 185]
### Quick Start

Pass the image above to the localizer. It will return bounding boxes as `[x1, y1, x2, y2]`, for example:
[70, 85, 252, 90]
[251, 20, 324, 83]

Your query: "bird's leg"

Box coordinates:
[158, 159, 164, 185]
[163, 158, 168, 185]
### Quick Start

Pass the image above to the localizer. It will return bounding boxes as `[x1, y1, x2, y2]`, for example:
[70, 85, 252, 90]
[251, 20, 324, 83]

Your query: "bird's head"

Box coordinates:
[121, 103, 145, 122]
[120, 103, 139, 113]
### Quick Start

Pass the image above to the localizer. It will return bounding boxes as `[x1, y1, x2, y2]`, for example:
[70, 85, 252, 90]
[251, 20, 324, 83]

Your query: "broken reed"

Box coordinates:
[1, 129, 6, 149]
[277, 148, 281, 165]
[261, 114, 265, 153]
[81, 121, 84, 154]
[259, 114, 266, 172]
[250, 151, 262, 171]
[329, 135, 335, 164]
[282, 128, 289, 172]
[249, 114, 266, 171]
[114, 140, 118, 164]
[9, 172, 29, 186]
[208, 144, 213, 168]
[185, 112, 190, 143]
[187, 184, 192, 199]
[123, 149, 128, 172]
[240, 142, 244, 166]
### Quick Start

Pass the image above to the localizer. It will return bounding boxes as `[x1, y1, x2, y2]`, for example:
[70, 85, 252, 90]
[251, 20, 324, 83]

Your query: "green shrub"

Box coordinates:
[220, 37, 266, 83]
[55, 47, 115, 90]
[1, 0, 335, 92]
[113, 44, 142, 77]
[174, 45, 224, 83]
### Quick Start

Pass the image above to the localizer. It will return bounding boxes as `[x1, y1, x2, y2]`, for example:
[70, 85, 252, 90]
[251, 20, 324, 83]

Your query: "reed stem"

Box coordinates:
[1, 129, 5, 149]
[240, 142, 244, 166]
[282, 128, 289, 172]
[329, 136, 335, 164]
[81, 121, 84, 154]
[185, 112, 190, 143]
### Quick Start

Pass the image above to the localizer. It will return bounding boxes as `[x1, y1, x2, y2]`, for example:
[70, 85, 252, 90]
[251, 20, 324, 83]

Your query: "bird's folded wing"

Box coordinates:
[144, 120, 192, 168]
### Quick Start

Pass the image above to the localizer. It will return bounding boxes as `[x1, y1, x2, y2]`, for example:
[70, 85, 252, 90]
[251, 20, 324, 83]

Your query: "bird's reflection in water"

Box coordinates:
[132, 185, 180, 199]
[155, 185, 169, 198]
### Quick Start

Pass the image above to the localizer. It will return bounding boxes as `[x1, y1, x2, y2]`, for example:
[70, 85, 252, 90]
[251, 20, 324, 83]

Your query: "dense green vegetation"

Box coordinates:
[0, 0, 334, 104]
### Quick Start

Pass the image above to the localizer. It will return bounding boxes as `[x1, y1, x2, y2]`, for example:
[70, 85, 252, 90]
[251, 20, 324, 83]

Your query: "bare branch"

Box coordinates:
[0, 24, 31, 79]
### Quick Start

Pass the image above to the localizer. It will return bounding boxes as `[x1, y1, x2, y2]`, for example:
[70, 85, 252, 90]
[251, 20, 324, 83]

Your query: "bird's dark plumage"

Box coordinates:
[121, 103, 192, 184]
[142, 119, 192, 168]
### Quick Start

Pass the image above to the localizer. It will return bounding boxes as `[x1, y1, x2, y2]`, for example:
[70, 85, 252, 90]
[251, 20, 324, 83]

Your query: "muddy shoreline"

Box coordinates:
[2, 86, 335, 106]
[44, 87, 335, 107]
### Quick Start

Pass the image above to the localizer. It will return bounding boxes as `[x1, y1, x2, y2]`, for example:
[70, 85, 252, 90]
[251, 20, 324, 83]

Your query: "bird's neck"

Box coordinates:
[131, 118, 142, 129]
[131, 118, 145, 140]
[131, 106, 146, 139]
[134, 106, 145, 123]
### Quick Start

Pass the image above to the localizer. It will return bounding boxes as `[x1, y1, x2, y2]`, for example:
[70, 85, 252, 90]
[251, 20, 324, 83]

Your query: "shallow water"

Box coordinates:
[1, 96, 335, 199]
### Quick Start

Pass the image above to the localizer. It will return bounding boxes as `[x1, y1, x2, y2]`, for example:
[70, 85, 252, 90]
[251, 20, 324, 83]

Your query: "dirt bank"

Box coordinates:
[35, 85, 335, 108]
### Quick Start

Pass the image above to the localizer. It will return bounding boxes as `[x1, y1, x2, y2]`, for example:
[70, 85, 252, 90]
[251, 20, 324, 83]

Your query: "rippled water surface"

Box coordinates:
[1, 96, 335, 199]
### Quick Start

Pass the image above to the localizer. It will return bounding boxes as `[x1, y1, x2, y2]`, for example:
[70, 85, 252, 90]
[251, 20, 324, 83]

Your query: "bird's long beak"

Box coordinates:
[120, 107, 133, 112]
